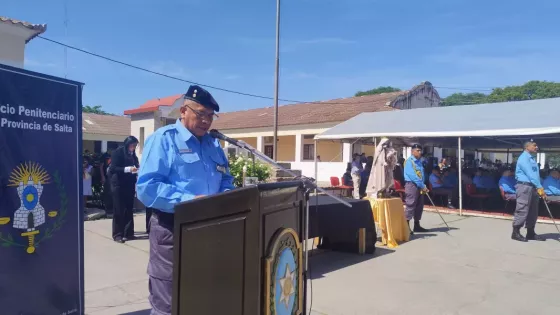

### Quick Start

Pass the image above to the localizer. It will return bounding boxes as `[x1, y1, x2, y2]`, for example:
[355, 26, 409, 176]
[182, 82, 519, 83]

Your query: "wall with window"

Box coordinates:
[317, 141, 343, 162]
[277, 135, 295, 162]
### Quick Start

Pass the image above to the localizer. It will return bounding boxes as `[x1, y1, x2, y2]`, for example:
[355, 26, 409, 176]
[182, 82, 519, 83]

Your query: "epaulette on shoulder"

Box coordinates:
[156, 124, 177, 135]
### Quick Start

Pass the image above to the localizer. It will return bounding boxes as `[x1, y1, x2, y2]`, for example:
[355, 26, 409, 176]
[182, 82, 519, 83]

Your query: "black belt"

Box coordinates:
[152, 209, 175, 228]
[517, 181, 535, 187]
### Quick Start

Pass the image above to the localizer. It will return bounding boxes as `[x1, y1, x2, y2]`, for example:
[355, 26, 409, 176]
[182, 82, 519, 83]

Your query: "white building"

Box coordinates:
[0, 16, 46, 68]
[124, 82, 442, 181]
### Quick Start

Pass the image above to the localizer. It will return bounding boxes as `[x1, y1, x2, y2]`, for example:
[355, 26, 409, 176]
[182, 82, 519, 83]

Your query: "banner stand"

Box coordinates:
[0, 63, 85, 315]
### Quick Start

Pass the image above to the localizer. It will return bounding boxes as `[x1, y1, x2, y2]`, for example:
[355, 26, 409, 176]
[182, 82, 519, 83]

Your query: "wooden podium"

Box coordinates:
[172, 181, 306, 315]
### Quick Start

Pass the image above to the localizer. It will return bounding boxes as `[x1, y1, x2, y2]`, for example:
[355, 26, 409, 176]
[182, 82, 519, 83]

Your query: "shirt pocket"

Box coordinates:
[208, 151, 227, 191]
[179, 152, 200, 164]
[176, 152, 201, 177]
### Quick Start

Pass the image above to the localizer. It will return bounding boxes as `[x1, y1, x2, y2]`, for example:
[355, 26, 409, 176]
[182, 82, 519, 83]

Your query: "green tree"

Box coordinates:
[355, 86, 401, 97]
[440, 92, 488, 106]
[83, 105, 110, 115]
[486, 80, 560, 103]
[441, 81, 560, 106]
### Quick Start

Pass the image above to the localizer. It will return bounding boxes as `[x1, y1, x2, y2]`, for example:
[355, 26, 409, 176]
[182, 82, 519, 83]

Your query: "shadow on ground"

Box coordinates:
[537, 232, 560, 241]
[308, 246, 394, 280]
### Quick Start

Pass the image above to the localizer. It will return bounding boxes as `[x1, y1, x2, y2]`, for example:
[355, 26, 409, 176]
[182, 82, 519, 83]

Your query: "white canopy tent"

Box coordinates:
[313, 97, 560, 215]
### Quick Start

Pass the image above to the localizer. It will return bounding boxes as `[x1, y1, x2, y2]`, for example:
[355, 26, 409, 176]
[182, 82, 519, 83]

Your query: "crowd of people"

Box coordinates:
[342, 144, 560, 221]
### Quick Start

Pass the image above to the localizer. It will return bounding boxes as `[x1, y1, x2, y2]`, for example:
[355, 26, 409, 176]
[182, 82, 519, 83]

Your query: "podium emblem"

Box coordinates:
[264, 228, 303, 315]
[0, 162, 66, 254]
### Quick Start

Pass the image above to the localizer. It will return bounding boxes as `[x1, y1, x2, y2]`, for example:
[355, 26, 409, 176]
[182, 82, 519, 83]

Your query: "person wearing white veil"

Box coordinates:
[367, 138, 398, 199]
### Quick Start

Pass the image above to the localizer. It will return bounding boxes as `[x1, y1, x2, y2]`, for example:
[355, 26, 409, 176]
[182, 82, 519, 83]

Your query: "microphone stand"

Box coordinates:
[227, 139, 352, 315]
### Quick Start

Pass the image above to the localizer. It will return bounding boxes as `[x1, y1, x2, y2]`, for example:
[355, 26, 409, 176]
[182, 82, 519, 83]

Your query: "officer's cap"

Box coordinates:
[183, 85, 220, 112]
[411, 144, 423, 150]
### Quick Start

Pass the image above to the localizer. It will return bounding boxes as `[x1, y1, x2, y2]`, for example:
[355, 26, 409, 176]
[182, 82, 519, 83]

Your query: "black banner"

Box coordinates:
[0, 64, 84, 315]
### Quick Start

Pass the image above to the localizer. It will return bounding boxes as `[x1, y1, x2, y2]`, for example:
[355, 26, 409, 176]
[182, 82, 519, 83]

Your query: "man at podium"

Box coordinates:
[136, 85, 235, 315]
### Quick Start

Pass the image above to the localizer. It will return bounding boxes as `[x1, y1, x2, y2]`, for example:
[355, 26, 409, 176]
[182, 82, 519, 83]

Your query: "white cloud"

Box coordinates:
[148, 61, 190, 79]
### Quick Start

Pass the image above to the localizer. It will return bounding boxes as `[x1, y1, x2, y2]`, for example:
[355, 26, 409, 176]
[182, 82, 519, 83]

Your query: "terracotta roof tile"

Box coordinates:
[211, 91, 404, 130]
[0, 17, 47, 43]
[124, 82, 440, 130]
[82, 113, 130, 137]
[124, 94, 182, 115]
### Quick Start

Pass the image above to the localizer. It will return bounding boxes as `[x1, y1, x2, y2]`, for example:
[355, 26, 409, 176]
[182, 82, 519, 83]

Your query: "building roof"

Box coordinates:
[124, 81, 439, 130]
[82, 113, 131, 137]
[123, 94, 182, 115]
[211, 91, 404, 130]
[315, 97, 560, 149]
[0, 17, 47, 43]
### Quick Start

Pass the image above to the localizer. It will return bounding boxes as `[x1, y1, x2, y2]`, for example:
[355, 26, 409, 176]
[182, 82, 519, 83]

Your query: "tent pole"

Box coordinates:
[458, 137, 463, 216]
[506, 148, 510, 164]
[314, 139, 318, 183]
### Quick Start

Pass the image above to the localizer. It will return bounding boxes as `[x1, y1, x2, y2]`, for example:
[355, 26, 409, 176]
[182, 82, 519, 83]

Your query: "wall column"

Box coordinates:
[256, 136, 264, 153]
[343, 143, 352, 163]
[433, 147, 443, 160]
[295, 134, 303, 162]
[101, 140, 108, 153]
[403, 147, 411, 159]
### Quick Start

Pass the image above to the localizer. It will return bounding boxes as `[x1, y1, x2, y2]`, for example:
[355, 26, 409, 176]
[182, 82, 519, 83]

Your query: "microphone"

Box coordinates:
[209, 129, 243, 147]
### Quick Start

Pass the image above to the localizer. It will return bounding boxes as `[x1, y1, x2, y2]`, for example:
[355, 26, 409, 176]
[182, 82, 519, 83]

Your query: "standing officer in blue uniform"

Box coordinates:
[136, 85, 235, 315]
[404, 144, 430, 234]
[512, 140, 546, 242]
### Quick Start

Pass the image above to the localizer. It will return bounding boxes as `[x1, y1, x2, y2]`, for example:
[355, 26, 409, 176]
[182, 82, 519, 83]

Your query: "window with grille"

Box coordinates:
[303, 144, 315, 160]
[264, 145, 274, 158]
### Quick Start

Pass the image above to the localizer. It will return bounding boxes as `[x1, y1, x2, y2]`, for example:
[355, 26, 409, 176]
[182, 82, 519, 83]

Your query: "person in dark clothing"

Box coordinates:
[99, 151, 113, 215]
[109, 136, 139, 243]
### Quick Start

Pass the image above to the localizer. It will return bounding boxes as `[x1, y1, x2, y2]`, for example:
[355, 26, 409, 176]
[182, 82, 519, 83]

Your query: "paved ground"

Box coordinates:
[84, 212, 560, 315]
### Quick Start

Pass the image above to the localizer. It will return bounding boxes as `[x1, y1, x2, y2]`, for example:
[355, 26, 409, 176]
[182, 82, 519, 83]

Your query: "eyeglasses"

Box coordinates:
[184, 104, 219, 121]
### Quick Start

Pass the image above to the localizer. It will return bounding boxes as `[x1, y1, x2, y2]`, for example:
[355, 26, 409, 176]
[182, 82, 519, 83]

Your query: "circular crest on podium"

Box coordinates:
[264, 228, 303, 315]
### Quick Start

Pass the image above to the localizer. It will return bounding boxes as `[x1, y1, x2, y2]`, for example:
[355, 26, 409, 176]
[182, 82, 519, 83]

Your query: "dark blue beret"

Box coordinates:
[411, 144, 423, 150]
[183, 85, 220, 112]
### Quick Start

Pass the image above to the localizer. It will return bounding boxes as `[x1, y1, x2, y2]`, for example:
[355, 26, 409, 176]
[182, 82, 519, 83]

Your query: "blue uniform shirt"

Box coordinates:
[499, 176, 516, 194]
[404, 156, 425, 189]
[443, 173, 458, 188]
[543, 176, 560, 196]
[429, 173, 443, 189]
[473, 175, 484, 188]
[515, 151, 542, 189]
[136, 119, 235, 213]
[351, 159, 363, 175]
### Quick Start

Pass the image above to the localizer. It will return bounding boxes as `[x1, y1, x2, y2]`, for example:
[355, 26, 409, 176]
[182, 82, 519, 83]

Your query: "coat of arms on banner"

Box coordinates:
[264, 228, 303, 315]
[0, 162, 67, 254]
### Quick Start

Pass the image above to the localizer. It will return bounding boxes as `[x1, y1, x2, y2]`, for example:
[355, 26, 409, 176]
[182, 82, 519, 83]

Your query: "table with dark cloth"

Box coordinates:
[308, 195, 376, 254]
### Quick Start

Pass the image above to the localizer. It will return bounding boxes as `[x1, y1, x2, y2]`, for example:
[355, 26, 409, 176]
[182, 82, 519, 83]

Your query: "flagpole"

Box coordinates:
[272, 0, 280, 161]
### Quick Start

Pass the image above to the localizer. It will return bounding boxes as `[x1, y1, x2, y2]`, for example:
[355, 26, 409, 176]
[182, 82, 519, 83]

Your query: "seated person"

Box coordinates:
[442, 167, 458, 188]
[438, 157, 449, 171]
[473, 169, 498, 193]
[429, 166, 455, 209]
[473, 170, 486, 190]
[461, 170, 473, 185]
[483, 171, 498, 189]
[342, 166, 353, 186]
[543, 170, 560, 202]
[498, 170, 516, 200]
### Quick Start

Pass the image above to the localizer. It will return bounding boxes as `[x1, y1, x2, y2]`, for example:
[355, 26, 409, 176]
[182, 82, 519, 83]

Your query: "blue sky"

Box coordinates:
[3, 0, 560, 114]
